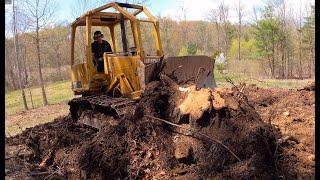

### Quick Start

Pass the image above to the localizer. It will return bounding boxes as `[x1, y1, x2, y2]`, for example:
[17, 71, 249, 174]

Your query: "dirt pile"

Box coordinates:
[5, 117, 98, 179]
[6, 76, 298, 179]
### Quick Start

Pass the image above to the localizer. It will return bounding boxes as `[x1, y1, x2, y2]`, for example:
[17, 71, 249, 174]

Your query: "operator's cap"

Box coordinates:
[93, 31, 104, 39]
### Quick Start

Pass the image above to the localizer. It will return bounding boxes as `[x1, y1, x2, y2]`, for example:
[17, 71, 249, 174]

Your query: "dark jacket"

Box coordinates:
[91, 40, 112, 59]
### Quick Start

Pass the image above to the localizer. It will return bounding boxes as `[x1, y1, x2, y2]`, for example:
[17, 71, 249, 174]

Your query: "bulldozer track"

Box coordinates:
[68, 95, 136, 120]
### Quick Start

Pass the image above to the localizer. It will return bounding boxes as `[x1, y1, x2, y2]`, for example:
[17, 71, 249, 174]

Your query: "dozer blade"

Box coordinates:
[161, 56, 217, 89]
[68, 95, 135, 129]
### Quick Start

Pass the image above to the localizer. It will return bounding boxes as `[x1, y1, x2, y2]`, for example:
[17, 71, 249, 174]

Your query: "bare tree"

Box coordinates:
[235, 0, 244, 62]
[219, 2, 229, 57]
[298, 0, 303, 78]
[12, 0, 28, 110]
[178, 1, 188, 46]
[22, 0, 56, 106]
[279, 0, 290, 79]
[205, 9, 221, 52]
[46, 26, 68, 81]
[252, 6, 264, 22]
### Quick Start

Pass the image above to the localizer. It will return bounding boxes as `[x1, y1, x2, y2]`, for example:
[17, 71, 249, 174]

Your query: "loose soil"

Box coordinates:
[5, 78, 315, 179]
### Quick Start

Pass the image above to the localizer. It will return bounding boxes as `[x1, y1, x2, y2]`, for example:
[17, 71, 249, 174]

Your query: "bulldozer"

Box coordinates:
[69, 2, 216, 128]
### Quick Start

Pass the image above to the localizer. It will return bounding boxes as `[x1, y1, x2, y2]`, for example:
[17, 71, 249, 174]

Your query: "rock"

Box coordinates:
[144, 168, 151, 174]
[308, 154, 315, 161]
[173, 136, 194, 163]
[5, 169, 10, 175]
[283, 111, 290, 117]
[174, 143, 193, 161]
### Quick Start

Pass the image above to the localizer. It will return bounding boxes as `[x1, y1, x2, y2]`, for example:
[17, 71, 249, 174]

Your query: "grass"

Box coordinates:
[5, 111, 67, 137]
[214, 70, 311, 89]
[5, 80, 74, 115]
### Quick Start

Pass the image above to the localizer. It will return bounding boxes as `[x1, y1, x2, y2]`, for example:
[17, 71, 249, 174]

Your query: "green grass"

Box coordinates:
[214, 70, 311, 89]
[5, 80, 74, 115]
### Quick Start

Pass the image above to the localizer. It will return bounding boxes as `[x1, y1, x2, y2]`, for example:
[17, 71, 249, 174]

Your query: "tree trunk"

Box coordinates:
[238, 30, 240, 62]
[298, 40, 302, 79]
[285, 49, 289, 79]
[29, 88, 35, 109]
[57, 53, 63, 81]
[22, 46, 29, 85]
[289, 52, 293, 78]
[238, 1, 241, 62]
[9, 69, 17, 90]
[36, 28, 48, 106]
[216, 22, 220, 51]
[271, 44, 275, 78]
[224, 23, 228, 58]
[309, 42, 313, 78]
[12, 0, 28, 111]
[281, 43, 285, 79]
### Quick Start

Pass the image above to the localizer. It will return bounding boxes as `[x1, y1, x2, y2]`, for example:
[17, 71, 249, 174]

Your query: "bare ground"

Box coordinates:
[5, 103, 69, 137]
[243, 84, 315, 179]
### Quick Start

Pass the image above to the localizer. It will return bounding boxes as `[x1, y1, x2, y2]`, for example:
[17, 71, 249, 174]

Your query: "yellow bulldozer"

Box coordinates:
[68, 2, 216, 128]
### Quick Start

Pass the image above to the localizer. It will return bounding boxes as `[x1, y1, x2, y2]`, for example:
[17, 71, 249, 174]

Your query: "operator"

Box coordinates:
[91, 30, 112, 72]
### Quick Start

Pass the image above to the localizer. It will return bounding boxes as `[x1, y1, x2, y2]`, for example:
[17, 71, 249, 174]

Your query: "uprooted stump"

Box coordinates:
[133, 75, 280, 178]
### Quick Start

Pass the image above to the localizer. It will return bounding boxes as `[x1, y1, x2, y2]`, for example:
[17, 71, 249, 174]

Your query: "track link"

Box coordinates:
[68, 95, 136, 125]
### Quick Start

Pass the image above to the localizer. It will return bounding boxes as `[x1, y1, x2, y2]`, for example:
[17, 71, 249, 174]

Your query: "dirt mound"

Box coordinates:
[7, 76, 312, 179]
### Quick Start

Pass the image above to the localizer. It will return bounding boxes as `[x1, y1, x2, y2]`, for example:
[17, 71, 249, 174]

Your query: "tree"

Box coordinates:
[22, 0, 56, 106]
[205, 8, 221, 51]
[187, 43, 197, 55]
[44, 26, 69, 81]
[219, 3, 230, 58]
[235, 0, 244, 62]
[301, 5, 315, 78]
[178, 1, 188, 46]
[253, 4, 282, 77]
[12, 0, 28, 110]
[5, 39, 18, 90]
[278, 0, 288, 79]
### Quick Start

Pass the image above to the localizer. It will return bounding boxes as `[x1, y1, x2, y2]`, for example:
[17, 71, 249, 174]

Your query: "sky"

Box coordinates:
[48, 0, 315, 23]
[5, 0, 315, 30]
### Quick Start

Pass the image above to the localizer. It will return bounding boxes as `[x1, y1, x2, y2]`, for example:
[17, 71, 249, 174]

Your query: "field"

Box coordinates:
[5, 80, 74, 115]
[214, 72, 311, 89]
[5, 81, 73, 136]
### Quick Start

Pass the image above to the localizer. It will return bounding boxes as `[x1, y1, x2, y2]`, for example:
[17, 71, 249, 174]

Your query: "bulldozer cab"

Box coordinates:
[70, 2, 163, 97]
